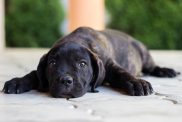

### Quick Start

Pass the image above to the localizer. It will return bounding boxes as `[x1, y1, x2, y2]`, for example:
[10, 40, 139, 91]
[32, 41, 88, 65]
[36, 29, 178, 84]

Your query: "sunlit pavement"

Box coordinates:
[0, 49, 182, 122]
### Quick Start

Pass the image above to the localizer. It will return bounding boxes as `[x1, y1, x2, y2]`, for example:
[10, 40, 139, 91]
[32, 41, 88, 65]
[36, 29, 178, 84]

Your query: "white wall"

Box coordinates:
[0, 0, 5, 51]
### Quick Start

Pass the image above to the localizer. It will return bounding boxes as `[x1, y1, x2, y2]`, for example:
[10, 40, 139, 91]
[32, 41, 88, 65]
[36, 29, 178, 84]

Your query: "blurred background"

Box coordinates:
[3, 0, 182, 49]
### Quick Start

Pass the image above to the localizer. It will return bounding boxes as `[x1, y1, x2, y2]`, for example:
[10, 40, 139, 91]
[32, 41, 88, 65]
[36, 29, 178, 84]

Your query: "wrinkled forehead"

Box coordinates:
[48, 42, 90, 60]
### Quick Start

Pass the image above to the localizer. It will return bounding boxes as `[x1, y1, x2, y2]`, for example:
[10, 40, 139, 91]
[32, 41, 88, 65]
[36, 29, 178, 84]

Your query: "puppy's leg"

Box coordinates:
[149, 66, 180, 78]
[132, 40, 180, 78]
[141, 51, 180, 78]
[3, 71, 39, 94]
[105, 60, 153, 96]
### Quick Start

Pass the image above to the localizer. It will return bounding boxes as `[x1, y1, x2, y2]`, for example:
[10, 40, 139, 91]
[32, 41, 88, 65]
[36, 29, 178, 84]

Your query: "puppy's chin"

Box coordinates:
[50, 92, 86, 98]
[49, 89, 73, 98]
[51, 93, 74, 98]
[49, 88, 87, 98]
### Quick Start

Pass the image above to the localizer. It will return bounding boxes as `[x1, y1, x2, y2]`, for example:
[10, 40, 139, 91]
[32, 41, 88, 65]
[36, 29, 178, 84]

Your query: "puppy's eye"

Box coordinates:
[49, 60, 56, 66]
[78, 61, 87, 68]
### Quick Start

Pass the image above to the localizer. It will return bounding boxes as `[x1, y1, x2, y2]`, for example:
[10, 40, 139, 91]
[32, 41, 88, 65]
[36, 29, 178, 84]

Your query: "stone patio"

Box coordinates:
[0, 49, 182, 122]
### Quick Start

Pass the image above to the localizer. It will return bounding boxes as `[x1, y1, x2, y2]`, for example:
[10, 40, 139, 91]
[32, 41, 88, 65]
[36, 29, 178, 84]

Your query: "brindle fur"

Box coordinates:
[3, 27, 179, 97]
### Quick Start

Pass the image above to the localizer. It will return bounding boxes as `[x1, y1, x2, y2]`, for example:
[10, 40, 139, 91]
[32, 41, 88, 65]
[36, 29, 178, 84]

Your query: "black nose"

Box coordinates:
[60, 76, 73, 86]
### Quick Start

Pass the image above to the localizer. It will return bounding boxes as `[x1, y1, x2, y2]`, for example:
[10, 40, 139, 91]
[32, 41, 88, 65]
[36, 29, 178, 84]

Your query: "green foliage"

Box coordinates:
[106, 0, 182, 49]
[6, 0, 64, 47]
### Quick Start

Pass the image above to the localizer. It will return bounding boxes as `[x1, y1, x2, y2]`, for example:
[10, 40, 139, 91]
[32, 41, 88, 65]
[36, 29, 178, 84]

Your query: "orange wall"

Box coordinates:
[68, 0, 105, 32]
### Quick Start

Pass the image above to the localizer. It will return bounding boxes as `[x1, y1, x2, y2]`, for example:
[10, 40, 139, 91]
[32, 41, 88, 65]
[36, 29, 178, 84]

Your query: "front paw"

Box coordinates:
[3, 78, 30, 94]
[151, 66, 180, 78]
[123, 79, 153, 96]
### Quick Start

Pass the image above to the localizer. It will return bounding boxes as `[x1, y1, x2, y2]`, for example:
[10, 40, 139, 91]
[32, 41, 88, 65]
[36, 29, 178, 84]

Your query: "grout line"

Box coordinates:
[163, 98, 178, 104]
[155, 92, 179, 105]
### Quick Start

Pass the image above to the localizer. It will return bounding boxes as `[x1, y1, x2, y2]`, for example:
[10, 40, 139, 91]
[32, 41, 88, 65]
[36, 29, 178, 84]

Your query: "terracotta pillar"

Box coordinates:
[0, 0, 5, 51]
[68, 0, 105, 32]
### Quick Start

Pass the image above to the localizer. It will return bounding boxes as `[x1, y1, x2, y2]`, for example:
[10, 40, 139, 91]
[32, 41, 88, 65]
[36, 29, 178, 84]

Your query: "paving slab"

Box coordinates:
[0, 49, 182, 122]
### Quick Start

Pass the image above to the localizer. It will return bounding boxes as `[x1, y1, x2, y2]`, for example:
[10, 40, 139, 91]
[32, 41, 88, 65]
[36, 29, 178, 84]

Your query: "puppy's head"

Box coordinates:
[37, 42, 105, 98]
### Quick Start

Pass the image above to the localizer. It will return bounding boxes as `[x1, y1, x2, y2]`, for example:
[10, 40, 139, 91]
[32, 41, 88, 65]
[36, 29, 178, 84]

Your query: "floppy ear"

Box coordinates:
[88, 50, 105, 93]
[37, 54, 49, 92]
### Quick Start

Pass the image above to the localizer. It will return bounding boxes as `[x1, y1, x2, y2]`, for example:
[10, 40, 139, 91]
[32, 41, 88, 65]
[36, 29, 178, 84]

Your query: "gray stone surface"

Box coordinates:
[0, 49, 182, 122]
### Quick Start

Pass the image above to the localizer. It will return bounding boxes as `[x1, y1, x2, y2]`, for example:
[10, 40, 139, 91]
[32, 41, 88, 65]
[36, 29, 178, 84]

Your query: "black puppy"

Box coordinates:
[3, 27, 179, 98]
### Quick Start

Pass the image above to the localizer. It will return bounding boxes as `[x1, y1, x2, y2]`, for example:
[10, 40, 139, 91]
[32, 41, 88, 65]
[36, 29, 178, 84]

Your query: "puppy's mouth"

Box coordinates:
[49, 86, 73, 98]
[49, 80, 86, 98]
